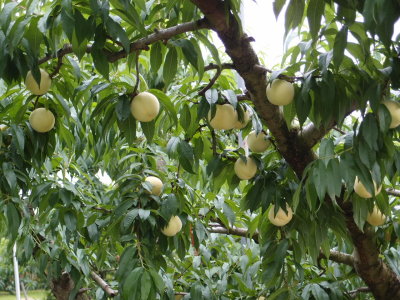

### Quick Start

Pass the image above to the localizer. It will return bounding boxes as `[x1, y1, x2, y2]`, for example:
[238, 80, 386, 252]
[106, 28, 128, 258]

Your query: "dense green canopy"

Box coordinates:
[0, 0, 400, 299]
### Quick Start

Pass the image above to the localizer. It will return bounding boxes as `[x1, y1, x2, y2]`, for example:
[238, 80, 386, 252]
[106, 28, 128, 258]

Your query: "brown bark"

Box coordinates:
[191, 0, 400, 298]
[191, 0, 315, 177]
[340, 200, 400, 299]
[51, 273, 90, 300]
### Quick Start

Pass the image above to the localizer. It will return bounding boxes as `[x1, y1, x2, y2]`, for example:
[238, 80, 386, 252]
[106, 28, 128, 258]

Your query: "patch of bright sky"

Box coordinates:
[242, 0, 285, 67]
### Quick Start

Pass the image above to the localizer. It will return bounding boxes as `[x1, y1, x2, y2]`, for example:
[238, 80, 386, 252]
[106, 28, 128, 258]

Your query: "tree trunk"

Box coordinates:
[340, 200, 400, 299]
[51, 273, 90, 300]
[190, 0, 400, 298]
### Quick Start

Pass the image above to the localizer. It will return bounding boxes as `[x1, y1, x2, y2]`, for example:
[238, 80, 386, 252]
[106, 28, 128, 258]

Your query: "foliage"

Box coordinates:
[0, 0, 399, 299]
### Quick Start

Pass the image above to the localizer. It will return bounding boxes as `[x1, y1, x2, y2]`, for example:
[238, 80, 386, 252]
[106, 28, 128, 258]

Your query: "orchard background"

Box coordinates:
[0, 0, 400, 299]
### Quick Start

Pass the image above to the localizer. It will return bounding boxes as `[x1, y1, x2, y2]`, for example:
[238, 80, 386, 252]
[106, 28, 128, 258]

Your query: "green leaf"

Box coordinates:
[64, 211, 77, 231]
[179, 104, 191, 130]
[285, 0, 305, 34]
[123, 267, 143, 299]
[160, 194, 179, 221]
[150, 42, 163, 72]
[25, 17, 43, 57]
[149, 268, 165, 293]
[163, 47, 178, 85]
[116, 95, 131, 122]
[195, 32, 221, 65]
[175, 39, 199, 71]
[307, 0, 325, 40]
[10, 125, 25, 156]
[318, 139, 334, 166]
[105, 16, 130, 52]
[8, 16, 32, 55]
[140, 271, 151, 300]
[141, 120, 155, 143]
[333, 25, 348, 68]
[222, 90, 237, 108]
[166, 137, 180, 158]
[138, 209, 150, 220]
[2, 163, 17, 191]
[178, 141, 195, 173]
[6, 202, 20, 239]
[123, 209, 139, 229]
[118, 114, 137, 145]
[148, 89, 177, 125]
[0, 2, 18, 31]
[273, 0, 287, 19]
[91, 48, 109, 80]
[360, 114, 378, 151]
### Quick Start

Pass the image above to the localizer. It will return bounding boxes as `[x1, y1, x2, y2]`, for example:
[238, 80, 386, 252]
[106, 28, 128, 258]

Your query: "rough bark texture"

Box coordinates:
[190, 0, 400, 298]
[51, 273, 90, 300]
[340, 200, 400, 299]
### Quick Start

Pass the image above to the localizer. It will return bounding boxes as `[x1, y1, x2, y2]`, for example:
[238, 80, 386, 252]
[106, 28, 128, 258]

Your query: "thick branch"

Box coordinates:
[91, 272, 118, 297]
[301, 100, 359, 148]
[39, 19, 210, 65]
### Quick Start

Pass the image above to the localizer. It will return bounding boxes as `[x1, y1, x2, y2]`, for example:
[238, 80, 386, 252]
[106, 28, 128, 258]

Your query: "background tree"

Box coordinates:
[0, 0, 400, 299]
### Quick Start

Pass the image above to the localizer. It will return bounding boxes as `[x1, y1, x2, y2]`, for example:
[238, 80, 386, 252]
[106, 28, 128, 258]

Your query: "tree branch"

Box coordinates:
[209, 223, 356, 268]
[386, 188, 400, 197]
[208, 225, 259, 243]
[204, 62, 235, 71]
[91, 272, 118, 297]
[319, 250, 354, 267]
[198, 65, 222, 96]
[346, 287, 371, 298]
[300, 100, 359, 148]
[39, 18, 210, 65]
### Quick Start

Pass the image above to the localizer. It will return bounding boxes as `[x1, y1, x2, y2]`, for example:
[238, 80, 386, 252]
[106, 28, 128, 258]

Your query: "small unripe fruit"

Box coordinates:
[29, 108, 55, 133]
[25, 69, 51, 95]
[130, 92, 160, 122]
[208, 104, 236, 130]
[145, 176, 163, 196]
[268, 204, 293, 226]
[382, 100, 400, 128]
[161, 216, 182, 236]
[234, 157, 257, 180]
[266, 79, 294, 106]
[354, 177, 382, 198]
[246, 131, 270, 153]
[366, 205, 386, 226]
[233, 109, 251, 129]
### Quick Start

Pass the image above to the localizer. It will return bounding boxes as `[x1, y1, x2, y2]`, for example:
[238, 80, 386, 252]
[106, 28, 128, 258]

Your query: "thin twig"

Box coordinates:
[333, 127, 346, 134]
[50, 55, 63, 78]
[198, 66, 222, 96]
